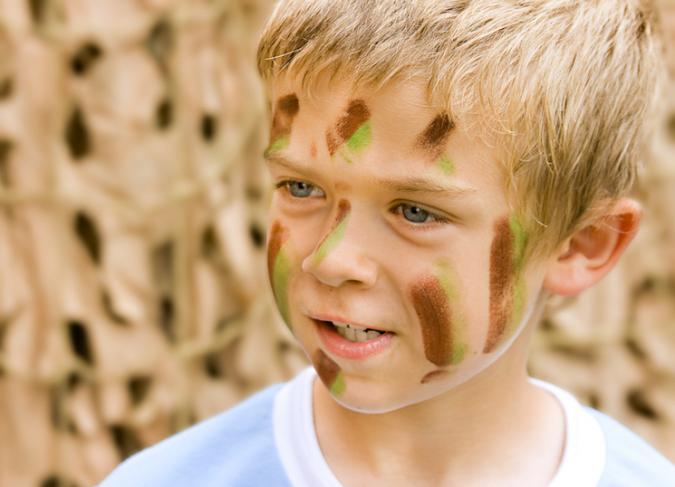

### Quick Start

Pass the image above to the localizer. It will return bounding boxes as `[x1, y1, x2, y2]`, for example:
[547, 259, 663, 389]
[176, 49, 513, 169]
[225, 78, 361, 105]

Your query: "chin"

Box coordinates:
[326, 380, 446, 415]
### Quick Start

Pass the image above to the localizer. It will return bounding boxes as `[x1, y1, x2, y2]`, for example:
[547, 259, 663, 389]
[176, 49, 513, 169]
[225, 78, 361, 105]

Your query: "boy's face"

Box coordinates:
[265, 75, 548, 413]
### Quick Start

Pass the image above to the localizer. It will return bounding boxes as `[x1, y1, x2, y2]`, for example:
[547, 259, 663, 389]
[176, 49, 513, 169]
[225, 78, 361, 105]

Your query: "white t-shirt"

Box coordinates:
[274, 367, 606, 487]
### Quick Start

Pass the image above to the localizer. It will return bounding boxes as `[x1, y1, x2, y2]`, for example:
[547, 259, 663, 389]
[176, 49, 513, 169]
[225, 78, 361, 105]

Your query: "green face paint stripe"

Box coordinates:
[264, 136, 289, 158]
[345, 121, 371, 153]
[330, 372, 346, 395]
[272, 247, 292, 326]
[436, 154, 454, 174]
[508, 216, 528, 268]
[311, 201, 351, 266]
[436, 261, 466, 365]
[312, 214, 349, 265]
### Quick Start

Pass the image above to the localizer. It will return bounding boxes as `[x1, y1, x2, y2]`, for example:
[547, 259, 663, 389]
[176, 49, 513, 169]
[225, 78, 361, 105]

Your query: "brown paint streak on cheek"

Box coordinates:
[314, 349, 340, 388]
[484, 218, 514, 353]
[326, 99, 370, 156]
[420, 369, 450, 384]
[267, 220, 288, 283]
[411, 276, 454, 367]
[270, 93, 300, 141]
[417, 114, 454, 149]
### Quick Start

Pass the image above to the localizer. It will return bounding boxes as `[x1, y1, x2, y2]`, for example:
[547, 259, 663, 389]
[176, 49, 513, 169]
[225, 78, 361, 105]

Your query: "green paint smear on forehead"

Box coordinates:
[436, 261, 467, 365]
[272, 246, 292, 326]
[264, 136, 289, 158]
[312, 211, 350, 266]
[345, 121, 372, 154]
[330, 372, 346, 395]
[436, 154, 454, 175]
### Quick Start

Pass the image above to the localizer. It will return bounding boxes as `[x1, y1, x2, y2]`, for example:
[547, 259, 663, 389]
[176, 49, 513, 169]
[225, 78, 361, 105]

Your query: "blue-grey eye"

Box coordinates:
[401, 204, 431, 223]
[288, 180, 317, 198]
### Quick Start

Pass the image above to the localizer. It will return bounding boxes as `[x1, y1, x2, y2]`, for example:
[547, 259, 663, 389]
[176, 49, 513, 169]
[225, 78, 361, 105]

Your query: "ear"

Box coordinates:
[543, 198, 641, 297]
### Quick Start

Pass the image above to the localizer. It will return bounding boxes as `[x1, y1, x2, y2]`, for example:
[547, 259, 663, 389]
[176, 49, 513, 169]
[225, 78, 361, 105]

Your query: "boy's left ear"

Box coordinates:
[543, 198, 641, 297]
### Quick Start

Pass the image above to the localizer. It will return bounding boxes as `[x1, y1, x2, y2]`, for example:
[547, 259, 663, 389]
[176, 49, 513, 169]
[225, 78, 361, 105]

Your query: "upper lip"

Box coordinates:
[309, 312, 391, 333]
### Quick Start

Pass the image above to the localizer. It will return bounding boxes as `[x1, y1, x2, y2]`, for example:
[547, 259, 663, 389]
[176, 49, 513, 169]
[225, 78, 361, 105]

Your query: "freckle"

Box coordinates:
[310, 142, 317, 159]
[312, 200, 351, 265]
[421, 370, 450, 384]
[314, 349, 346, 395]
[410, 275, 455, 367]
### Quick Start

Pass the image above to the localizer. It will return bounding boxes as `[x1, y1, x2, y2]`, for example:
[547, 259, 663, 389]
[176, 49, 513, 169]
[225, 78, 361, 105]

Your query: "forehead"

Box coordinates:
[267, 73, 507, 195]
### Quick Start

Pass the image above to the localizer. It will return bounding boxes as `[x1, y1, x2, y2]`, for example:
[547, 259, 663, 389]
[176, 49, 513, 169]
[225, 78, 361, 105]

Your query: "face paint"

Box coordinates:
[326, 99, 371, 157]
[410, 262, 466, 367]
[416, 114, 455, 174]
[266, 93, 299, 156]
[314, 349, 346, 395]
[311, 200, 351, 266]
[483, 216, 528, 353]
[267, 221, 293, 328]
[420, 369, 450, 384]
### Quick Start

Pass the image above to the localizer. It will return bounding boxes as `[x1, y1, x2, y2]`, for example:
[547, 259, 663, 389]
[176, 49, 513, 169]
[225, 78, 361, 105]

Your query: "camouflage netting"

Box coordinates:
[0, 1, 673, 486]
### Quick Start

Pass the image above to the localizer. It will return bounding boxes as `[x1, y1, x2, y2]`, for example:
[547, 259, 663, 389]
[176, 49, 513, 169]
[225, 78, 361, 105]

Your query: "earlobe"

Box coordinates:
[543, 198, 641, 297]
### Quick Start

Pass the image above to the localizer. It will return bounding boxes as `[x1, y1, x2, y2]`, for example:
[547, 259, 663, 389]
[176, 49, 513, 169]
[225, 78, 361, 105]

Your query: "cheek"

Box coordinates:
[484, 216, 528, 353]
[267, 221, 293, 327]
[409, 270, 467, 368]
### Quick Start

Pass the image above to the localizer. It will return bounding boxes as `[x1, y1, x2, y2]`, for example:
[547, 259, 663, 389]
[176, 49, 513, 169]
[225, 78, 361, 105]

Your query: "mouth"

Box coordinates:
[312, 317, 395, 360]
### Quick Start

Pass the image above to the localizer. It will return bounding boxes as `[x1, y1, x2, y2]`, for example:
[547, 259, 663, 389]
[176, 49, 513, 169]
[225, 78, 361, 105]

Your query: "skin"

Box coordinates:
[311, 199, 351, 266]
[484, 216, 529, 353]
[265, 75, 564, 485]
[267, 221, 293, 328]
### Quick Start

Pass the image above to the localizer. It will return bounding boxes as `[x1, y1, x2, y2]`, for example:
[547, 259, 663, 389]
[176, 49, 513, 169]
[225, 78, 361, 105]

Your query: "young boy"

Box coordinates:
[100, 0, 675, 485]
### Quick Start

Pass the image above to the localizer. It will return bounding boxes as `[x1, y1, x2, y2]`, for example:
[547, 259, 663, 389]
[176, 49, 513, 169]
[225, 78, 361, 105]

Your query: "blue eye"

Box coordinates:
[395, 203, 447, 225]
[279, 180, 324, 198]
[401, 204, 431, 223]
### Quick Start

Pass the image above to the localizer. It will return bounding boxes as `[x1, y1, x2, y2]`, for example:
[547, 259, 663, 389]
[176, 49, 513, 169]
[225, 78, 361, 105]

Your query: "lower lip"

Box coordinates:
[315, 320, 395, 360]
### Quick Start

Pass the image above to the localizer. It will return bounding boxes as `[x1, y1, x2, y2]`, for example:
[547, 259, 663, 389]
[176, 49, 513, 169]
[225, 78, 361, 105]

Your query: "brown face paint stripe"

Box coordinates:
[484, 217, 515, 353]
[269, 93, 300, 144]
[267, 221, 287, 283]
[411, 275, 455, 367]
[417, 114, 454, 149]
[311, 200, 351, 266]
[314, 349, 345, 395]
[326, 99, 370, 156]
[421, 369, 450, 384]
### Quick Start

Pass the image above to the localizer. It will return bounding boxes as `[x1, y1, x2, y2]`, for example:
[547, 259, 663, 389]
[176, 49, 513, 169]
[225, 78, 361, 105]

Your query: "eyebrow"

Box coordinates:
[265, 154, 476, 198]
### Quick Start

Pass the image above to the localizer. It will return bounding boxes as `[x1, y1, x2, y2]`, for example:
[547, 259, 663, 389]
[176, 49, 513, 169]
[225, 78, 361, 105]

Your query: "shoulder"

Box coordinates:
[98, 383, 290, 487]
[586, 408, 675, 487]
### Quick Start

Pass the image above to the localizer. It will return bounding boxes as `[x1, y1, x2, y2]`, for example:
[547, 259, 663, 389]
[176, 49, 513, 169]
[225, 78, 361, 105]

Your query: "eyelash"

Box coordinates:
[275, 179, 450, 227]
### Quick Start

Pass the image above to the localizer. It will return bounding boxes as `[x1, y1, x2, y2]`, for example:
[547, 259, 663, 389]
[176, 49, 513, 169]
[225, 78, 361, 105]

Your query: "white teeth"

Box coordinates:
[366, 330, 381, 340]
[354, 329, 369, 342]
[334, 323, 384, 342]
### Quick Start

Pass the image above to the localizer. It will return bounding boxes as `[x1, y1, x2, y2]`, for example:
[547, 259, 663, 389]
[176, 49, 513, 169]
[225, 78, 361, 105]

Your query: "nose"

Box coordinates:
[302, 200, 378, 288]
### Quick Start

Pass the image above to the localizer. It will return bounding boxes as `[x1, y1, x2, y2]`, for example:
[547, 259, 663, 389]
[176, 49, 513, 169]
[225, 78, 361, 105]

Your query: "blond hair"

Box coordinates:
[257, 0, 663, 258]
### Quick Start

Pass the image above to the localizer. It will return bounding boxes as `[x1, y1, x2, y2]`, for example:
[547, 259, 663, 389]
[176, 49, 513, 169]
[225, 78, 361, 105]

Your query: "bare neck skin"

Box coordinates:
[312, 312, 565, 487]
